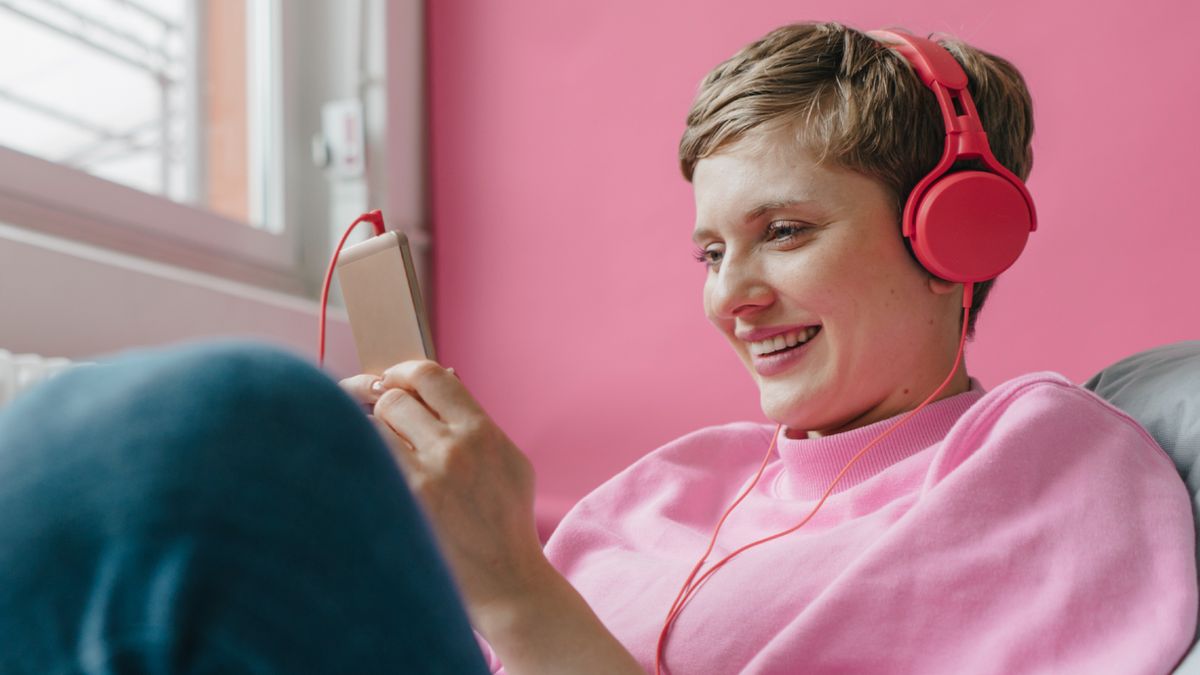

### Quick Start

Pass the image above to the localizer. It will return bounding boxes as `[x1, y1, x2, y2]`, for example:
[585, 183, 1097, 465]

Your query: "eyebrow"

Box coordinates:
[691, 199, 817, 244]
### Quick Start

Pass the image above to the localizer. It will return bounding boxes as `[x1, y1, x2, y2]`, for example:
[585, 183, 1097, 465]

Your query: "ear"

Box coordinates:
[928, 276, 960, 297]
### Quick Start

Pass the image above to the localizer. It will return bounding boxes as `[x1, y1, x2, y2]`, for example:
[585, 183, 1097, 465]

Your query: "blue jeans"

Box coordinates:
[0, 342, 489, 674]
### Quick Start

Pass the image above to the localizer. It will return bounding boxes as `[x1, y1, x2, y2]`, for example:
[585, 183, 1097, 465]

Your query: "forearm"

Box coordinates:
[474, 560, 644, 675]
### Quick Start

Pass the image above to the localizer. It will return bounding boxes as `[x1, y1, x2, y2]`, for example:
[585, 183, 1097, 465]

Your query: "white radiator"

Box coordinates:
[0, 349, 74, 409]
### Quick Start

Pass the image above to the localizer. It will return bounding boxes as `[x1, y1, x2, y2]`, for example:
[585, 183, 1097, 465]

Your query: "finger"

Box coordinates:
[380, 360, 482, 422]
[368, 414, 420, 475]
[373, 386, 446, 449]
[339, 373, 383, 406]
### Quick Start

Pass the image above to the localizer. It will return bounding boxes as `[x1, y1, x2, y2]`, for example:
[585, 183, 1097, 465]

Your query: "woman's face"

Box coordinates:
[691, 125, 968, 438]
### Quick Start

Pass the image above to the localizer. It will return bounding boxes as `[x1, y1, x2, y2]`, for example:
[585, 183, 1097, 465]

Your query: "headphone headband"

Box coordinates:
[866, 29, 1037, 283]
[866, 30, 968, 91]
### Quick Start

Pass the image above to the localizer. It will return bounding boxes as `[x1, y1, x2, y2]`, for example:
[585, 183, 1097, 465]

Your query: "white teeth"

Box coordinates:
[748, 326, 820, 356]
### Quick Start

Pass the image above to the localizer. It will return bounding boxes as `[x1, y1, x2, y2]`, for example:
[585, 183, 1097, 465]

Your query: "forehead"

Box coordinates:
[693, 135, 828, 206]
[690, 129, 882, 240]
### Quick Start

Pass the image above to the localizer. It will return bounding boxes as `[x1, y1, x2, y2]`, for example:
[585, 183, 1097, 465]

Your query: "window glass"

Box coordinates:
[0, 0, 275, 228]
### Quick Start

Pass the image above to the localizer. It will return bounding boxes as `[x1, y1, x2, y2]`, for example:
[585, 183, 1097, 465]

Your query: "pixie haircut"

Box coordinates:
[679, 21, 1034, 338]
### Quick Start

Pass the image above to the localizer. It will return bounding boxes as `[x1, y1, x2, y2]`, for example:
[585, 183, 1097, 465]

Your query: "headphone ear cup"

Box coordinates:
[909, 171, 1032, 283]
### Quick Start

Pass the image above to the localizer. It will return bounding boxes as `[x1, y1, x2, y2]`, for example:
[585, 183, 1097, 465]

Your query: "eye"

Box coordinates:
[692, 246, 723, 269]
[766, 221, 812, 242]
[691, 221, 811, 269]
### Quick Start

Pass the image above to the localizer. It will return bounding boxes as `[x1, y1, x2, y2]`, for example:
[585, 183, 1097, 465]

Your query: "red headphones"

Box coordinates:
[867, 30, 1036, 284]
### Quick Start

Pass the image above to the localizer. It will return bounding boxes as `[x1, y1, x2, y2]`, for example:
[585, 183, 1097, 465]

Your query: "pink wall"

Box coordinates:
[426, 0, 1200, 528]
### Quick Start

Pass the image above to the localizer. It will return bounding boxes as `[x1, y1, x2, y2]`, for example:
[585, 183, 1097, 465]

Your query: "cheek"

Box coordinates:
[819, 237, 918, 306]
[771, 251, 853, 310]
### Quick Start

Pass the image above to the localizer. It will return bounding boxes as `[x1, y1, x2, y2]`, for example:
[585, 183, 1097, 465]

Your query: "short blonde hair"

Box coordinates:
[679, 21, 1034, 338]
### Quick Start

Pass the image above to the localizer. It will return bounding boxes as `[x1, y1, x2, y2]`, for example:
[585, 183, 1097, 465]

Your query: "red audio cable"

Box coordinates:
[317, 210, 386, 368]
[655, 284, 975, 674]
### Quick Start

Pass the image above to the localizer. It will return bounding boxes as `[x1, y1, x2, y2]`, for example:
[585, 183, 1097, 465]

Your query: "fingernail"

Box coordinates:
[447, 367, 459, 379]
[370, 379, 385, 393]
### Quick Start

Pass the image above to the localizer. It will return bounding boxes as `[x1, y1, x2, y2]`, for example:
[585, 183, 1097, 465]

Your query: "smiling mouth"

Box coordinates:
[750, 326, 822, 357]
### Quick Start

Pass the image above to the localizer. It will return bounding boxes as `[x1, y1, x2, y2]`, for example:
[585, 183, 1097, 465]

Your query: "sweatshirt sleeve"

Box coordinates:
[752, 376, 1197, 674]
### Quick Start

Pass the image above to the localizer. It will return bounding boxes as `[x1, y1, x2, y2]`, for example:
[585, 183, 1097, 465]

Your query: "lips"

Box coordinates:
[748, 325, 822, 377]
[736, 323, 822, 343]
[748, 325, 822, 356]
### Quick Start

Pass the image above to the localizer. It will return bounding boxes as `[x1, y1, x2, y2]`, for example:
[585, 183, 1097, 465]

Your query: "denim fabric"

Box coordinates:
[0, 341, 489, 674]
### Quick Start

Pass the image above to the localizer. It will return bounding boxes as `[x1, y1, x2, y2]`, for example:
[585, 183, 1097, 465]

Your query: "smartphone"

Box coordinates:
[335, 230, 436, 375]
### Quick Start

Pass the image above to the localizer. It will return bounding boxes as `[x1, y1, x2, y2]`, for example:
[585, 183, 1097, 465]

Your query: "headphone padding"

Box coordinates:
[911, 172, 1032, 282]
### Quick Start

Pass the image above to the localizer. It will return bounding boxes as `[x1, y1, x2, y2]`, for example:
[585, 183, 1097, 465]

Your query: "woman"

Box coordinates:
[0, 21, 1192, 675]
[345, 22, 1196, 673]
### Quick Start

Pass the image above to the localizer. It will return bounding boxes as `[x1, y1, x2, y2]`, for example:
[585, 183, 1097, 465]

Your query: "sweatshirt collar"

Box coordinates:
[773, 379, 986, 501]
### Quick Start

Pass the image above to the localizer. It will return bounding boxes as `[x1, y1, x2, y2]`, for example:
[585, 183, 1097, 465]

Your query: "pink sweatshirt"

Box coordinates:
[512, 372, 1196, 674]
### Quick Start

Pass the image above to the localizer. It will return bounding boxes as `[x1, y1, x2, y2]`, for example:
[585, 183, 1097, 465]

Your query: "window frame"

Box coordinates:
[0, 144, 303, 293]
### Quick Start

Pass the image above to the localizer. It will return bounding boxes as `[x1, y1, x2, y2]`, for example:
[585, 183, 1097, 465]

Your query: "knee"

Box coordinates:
[115, 340, 353, 432]
[3, 340, 355, 457]
[136, 340, 360, 447]
[0, 342, 467, 674]
[0, 340, 384, 526]
[0, 340, 407, 595]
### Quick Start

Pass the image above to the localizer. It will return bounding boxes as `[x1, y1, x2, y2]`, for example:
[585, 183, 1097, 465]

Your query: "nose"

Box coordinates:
[706, 253, 774, 320]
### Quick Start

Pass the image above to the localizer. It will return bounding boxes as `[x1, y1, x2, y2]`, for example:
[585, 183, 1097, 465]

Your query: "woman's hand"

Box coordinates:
[339, 363, 643, 674]
[341, 362, 547, 623]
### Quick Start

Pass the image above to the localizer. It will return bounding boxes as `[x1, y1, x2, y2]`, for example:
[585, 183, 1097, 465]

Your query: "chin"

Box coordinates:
[760, 378, 853, 434]
[759, 387, 812, 429]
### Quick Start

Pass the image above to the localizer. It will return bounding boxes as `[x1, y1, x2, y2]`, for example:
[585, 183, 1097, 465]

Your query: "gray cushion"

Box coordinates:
[1083, 341, 1200, 673]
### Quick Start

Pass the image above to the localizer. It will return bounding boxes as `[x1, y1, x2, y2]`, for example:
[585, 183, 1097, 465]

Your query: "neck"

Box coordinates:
[796, 361, 972, 440]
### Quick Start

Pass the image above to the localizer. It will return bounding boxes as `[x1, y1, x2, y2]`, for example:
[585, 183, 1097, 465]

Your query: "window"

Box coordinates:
[0, 0, 407, 300]
[0, 0, 295, 292]
[0, 0, 283, 228]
